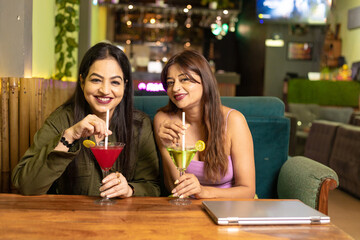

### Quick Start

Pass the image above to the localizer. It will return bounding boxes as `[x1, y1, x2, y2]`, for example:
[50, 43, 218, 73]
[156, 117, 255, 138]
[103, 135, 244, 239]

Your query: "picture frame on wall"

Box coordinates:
[287, 42, 313, 60]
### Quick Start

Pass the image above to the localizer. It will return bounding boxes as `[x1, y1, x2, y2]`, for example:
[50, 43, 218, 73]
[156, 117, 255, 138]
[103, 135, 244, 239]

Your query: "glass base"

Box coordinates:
[169, 198, 191, 206]
[94, 197, 116, 205]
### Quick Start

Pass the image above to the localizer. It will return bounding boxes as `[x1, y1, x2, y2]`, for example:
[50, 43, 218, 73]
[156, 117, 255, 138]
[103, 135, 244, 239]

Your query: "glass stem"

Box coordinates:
[179, 169, 184, 177]
[102, 170, 110, 200]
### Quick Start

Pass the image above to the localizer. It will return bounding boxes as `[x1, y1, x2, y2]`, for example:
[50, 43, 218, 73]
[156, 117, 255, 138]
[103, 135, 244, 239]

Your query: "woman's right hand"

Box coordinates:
[63, 114, 112, 143]
[157, 120, 188, 147]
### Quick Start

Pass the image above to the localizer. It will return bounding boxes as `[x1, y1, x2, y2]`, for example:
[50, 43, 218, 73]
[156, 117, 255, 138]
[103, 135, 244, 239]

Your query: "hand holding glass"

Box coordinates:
[90, 141, 125, 205]
[167, 142, 197, 205]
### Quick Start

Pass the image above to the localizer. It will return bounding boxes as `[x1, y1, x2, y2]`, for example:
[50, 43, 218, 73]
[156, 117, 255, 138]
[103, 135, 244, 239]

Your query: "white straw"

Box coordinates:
[182, 112, 185, 151]
[105, 109, 109, 149]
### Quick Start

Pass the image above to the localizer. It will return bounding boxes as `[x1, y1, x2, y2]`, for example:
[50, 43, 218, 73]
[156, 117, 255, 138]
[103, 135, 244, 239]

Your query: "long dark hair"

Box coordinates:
[64, 42, 134, 179]
[160, 50, 227, 182]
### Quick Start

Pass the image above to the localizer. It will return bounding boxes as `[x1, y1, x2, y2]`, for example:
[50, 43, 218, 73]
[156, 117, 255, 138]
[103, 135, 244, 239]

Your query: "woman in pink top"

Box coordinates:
[154, 50, 255, 199]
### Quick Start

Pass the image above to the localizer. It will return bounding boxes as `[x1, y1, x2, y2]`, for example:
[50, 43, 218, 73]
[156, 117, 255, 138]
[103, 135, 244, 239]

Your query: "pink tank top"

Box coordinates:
[186, 109, 235, 188]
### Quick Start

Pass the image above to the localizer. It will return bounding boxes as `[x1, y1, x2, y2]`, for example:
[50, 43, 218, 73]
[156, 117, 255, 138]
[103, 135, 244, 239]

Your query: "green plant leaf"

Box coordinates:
[55, 35, 64, 43]
[60, 28, 66, 36]
[65, 62, 73, 77]
[65, 61, 73, 69]
[65, 22, 76, 32]
[66, 37, 77, 47]
[56, 57, 64, 71]
[65, 6, 76, 17]
[55, 42, 62, 53]
[65, 70, 72, 77]
[59, 1, 66, 9]
[55, 72, 64, 80]
[55, 14, 65, 25]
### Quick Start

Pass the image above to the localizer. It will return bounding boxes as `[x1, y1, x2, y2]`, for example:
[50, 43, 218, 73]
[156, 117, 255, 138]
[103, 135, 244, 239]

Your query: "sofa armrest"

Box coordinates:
[277, 156, 339, 215]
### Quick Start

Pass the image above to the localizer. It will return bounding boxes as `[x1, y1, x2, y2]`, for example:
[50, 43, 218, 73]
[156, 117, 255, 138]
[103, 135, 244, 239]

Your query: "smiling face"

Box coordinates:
[166, 64, 203, 110]
[81, 57, 126, 120]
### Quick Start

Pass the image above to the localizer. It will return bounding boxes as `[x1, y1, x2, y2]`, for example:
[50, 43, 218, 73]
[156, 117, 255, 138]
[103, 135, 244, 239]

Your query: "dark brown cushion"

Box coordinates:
[329, 124, 360, 198]
[304, 120, 340, 166]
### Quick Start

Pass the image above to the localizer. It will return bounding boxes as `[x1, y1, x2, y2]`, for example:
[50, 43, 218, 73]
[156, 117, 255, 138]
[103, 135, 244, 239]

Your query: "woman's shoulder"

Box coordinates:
[154, 110, 173, 124]
[221, 105, 247, 127]
[46, 104, 74, 125]
[221, 105, 245, 119]
[133, 109, 151, 122]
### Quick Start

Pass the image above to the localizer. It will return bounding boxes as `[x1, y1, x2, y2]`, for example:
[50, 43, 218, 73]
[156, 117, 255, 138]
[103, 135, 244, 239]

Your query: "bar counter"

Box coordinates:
[0, 194, 353, 239]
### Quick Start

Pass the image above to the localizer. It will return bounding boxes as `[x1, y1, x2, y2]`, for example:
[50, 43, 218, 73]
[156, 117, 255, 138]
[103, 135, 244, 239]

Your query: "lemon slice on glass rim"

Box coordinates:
[195, 140, 205, 152]
[83, 139, 96, 148]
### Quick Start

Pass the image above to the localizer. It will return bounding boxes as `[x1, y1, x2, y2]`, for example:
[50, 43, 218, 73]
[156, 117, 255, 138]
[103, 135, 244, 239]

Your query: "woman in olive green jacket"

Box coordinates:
[12, 42, 160, 198]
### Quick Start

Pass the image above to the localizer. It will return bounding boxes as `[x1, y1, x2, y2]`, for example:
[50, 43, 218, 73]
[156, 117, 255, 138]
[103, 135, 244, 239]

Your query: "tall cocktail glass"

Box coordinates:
[91, 141, 125, 205]
[167, 143, 197, 205]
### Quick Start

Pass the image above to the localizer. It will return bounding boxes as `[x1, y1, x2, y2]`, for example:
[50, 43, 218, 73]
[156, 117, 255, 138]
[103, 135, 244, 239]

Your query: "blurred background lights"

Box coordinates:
[138, 82, 165, 92]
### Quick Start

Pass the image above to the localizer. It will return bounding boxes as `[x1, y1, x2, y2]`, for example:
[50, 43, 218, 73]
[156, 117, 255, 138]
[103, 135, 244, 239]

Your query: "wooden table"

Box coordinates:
[0, 194, 353, 239]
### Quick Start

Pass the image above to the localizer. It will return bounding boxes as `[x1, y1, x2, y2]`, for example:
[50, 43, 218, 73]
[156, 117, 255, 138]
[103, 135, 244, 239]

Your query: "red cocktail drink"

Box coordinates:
[90, 141, 125, 205]
[91, 145, 124, 171]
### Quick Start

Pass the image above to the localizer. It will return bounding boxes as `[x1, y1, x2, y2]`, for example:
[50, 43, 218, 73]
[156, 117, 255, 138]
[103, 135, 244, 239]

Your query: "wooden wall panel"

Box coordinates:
[9, 77, 19, 192]
[1, 78, 10, 193]
[29, 78, 37, 146]
[19, 78, 30, 161]
[0, 77, 75, 192]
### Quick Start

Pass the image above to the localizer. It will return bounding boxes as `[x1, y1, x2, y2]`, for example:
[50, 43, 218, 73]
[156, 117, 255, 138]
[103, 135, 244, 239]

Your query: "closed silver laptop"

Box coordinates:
[202, 200, 330, 225]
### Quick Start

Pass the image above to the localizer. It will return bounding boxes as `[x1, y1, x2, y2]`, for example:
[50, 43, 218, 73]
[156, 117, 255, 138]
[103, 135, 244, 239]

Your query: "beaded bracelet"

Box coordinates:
[128, 184, 135, 196]
[60, 137, 76, 148]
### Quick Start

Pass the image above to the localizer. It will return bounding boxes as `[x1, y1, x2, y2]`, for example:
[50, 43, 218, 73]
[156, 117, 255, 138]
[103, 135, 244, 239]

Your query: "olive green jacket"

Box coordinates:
[12, 105, 160, 197]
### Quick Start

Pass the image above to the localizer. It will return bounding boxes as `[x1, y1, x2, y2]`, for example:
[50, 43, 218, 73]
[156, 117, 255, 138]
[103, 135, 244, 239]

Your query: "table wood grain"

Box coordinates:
[0, 194, 353, 240]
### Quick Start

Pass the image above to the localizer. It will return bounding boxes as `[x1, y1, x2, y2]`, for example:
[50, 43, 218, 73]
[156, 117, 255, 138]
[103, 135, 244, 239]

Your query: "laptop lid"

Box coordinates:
[202, 200, 330, 225]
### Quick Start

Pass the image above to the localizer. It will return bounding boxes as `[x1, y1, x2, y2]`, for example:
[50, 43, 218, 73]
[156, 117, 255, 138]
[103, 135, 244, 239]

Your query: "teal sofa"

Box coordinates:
[134, 96, 338, 214]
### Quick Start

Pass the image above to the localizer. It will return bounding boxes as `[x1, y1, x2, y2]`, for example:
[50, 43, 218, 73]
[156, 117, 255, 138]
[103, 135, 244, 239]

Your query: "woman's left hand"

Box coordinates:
[171, 173, 204, 199]
[99, 172, 133, 198]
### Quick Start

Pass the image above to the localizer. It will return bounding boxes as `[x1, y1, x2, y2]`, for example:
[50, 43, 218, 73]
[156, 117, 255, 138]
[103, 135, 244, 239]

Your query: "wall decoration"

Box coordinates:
[287, 42, 313, 61]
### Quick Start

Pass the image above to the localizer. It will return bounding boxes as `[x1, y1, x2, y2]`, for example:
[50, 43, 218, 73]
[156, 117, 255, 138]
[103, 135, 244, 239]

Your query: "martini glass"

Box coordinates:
[167, 143, 197, 205]
[91, 141, 125, 205]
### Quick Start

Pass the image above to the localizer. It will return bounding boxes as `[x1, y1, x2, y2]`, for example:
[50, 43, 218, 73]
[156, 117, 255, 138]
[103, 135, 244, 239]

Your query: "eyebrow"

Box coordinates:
[166, 73, 188, 81]
[89, 73, 124, 81]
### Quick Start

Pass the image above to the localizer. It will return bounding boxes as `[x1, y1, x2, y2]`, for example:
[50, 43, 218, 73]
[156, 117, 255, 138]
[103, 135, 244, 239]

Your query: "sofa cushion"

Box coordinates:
[318, 106, 353, 124]
[288, 103, 319, 132]
[329, 124, 360, 198]
[248, 117, 289, 198]
[304, 120, 341, 166]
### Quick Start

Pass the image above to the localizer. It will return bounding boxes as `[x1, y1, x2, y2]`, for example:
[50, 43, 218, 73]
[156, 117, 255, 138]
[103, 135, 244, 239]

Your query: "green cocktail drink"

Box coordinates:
[167, 144, 197, 206]
[166, 147, 197, 171]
